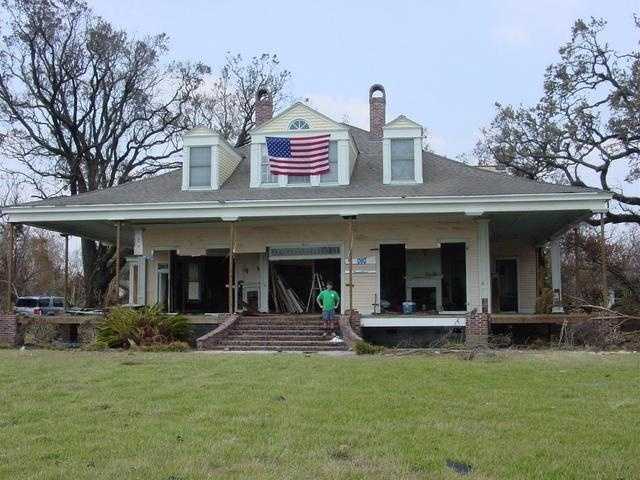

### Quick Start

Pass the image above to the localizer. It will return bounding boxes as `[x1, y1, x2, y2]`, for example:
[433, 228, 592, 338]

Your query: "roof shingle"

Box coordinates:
[19, 126, 595, 208]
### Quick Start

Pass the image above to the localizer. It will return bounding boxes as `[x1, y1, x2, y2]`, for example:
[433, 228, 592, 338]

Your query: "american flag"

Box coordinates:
[266, 134, 331, 176]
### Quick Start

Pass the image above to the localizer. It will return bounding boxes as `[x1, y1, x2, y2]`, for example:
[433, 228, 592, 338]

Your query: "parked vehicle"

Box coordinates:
[14, 296, 65, 316]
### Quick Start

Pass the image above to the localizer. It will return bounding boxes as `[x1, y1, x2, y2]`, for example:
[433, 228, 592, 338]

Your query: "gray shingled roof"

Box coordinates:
[18, 126, 595, 208]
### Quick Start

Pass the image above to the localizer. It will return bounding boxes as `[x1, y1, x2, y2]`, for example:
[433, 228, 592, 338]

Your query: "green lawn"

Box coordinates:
[0, 350, 638, 479]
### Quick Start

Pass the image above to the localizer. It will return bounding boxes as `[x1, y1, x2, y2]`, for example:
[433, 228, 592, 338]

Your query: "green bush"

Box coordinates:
[97, 306, 189, 349]
[353, 340, 384, 355]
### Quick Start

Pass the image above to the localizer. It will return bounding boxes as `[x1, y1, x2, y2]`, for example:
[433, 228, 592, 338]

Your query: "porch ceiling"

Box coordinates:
[17, 210, 589, 248]
[488, 210, 590, 244]
[21, 220, 135, 247]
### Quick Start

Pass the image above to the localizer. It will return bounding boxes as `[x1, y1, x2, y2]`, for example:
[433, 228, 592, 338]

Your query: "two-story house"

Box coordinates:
[3, 84, 611, 349]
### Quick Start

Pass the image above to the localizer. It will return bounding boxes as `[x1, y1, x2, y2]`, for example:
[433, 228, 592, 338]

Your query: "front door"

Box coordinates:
[496, 259, 518, 312]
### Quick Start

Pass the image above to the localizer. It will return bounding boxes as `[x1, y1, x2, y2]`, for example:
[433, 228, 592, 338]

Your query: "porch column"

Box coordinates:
[62, 234, 69, 310]
[228, 222, 235, 314]
[4, 222, 15, 313]
[550, 237, 564, 313]
[126, 256, 147, 305]
[477, 219, 492, 313]
[346, 216, 356, 313]
[115, 221, 122, 305]
[600, 213, 608, 307]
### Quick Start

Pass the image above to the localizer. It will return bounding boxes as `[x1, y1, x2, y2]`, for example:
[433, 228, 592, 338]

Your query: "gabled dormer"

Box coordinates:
[382, 115, 424, 184]
[181, 127, 242, 191]
[249, 93, 357, 188]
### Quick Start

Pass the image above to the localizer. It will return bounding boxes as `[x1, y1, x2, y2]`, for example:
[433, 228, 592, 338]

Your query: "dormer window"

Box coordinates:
[249, 102, 356, 188]
[182, 127, 241, 191]
[189, 146, 212, 188]
[288, 118, 310, 130]
[390, 139, 415, 182]
[382, 115, 424, 185]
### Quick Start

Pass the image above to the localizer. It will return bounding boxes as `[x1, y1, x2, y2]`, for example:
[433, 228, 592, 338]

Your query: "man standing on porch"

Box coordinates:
[317, 282, 340, 336]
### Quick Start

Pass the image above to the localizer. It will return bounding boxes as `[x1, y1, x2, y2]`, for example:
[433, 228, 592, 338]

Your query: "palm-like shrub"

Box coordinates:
[97, 306, 189, 348]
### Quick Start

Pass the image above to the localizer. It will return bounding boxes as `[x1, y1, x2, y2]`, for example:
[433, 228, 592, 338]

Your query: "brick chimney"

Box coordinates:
[255, 88, 273, 127]
[369, 84, 386, 139]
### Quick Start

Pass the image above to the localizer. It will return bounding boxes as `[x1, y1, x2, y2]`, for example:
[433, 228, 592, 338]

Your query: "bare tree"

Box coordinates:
[190, 53, 290, 147]
[0, 0, 208, 305]
[1, 175, 70, 303]
[562, 226, 640, 312]
[477, 16, 640, 225]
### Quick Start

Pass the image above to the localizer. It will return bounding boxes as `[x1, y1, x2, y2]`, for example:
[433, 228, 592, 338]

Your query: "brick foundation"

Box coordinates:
[465, 309, 490, 346]
[0, 314, 17, 346]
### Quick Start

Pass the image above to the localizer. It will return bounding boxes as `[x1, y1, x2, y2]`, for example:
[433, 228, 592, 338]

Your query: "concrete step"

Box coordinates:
[238, 317, 323, 323]
[224, 334, 330, 341]
[200, 314, 347, 352]
[219, 339, 346, 347]
[229, 325, 325, 335]
[228, 330, 324, 338]
[209, 345, 348, 352]
[234, 324, 326, 330]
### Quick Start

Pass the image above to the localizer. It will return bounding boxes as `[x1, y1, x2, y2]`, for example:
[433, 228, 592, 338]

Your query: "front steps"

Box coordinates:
[207, 315, 349, 352]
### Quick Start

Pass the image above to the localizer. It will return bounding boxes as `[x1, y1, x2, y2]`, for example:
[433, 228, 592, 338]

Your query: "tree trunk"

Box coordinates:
[81, 239, 114, 307]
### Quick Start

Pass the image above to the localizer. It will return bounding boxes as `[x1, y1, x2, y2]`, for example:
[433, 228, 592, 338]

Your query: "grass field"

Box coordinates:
[0, 350, 638, 479]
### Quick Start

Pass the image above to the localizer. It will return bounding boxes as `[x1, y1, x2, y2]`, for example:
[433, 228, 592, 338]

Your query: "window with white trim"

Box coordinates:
[320, 141, 338, 184]
[260, 144, 278, 185]
[390, 139, 415, 181]
[288, 173, 310, 185]
[288, 118, 310, 130]
[189, 146, 211, 187]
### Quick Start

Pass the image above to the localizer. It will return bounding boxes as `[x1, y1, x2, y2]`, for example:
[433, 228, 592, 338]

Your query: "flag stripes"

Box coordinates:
[266, 134, 331, 176]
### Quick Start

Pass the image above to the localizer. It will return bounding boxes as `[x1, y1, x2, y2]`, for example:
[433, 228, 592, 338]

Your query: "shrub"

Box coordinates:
[23, 322, 59, 346]
[353, 340, 384, 355]
[97, 306, 189, 349]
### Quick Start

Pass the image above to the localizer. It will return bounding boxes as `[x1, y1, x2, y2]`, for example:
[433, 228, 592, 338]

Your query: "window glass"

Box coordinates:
[288, 118, 310, 130]
[187, 263, 200, 300]
[53, 298, 64, 307]
[16, 298, 38, 308]
[288, 174, 310, 185]
[320, 141, 339, 183]
[38, 298, 50, 307]
[390, 138, 415, 181]
[189, 146, 211, 187]
[260, 144, 278, 184]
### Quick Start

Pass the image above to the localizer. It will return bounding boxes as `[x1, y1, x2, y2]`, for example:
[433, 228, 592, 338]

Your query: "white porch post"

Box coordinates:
[138, 257, 147, 305]
[133, 228, 146, 306]
[126, 256, 147, 306]
[477, 219, 492, 313]
[550, 238, 564, 313]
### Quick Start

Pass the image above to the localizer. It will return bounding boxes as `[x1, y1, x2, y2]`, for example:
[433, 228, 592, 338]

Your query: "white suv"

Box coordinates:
[14, 296, 65, 316]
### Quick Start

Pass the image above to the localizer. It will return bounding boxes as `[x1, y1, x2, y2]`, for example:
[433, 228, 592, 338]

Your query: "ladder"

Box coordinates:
[306, 272, 325, 312]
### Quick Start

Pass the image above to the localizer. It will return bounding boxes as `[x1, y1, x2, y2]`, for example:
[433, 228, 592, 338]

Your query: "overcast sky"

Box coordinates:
[85, 0, 638, 160]
[2, 1, 637, 255]
[2, 0, 638, 217]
